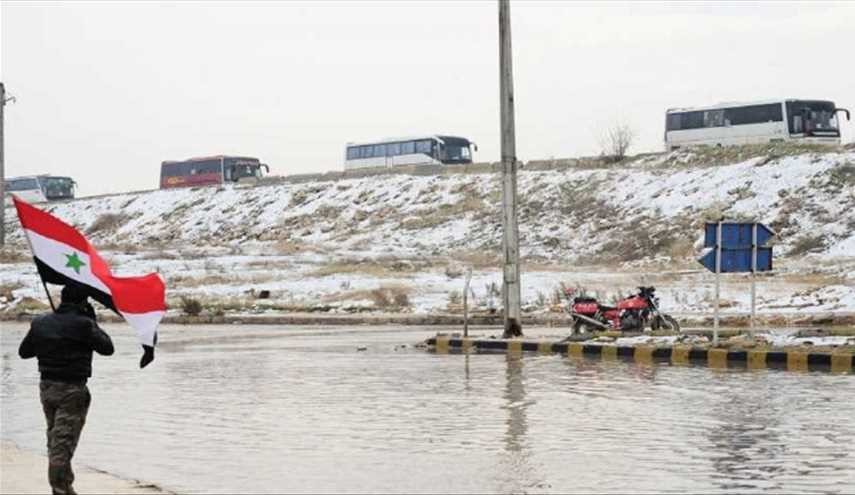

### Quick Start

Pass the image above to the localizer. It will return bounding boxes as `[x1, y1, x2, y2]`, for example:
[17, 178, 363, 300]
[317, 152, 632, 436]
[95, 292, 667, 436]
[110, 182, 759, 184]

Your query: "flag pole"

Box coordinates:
[41, 279, 56, 312]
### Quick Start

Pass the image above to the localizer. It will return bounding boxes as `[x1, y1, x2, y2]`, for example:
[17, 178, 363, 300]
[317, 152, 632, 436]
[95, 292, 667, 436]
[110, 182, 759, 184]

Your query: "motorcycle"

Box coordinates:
[565, 286, 680, 334]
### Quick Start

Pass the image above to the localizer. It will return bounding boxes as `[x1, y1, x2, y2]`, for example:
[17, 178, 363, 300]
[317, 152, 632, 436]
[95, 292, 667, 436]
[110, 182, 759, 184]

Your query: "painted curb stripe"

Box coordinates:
[831, 353, 854, 373]
[507, 341, 523, 355]
[538, 342, 553, 354]
[807, 354, 831, 368]
[521, 341, 540, 352]
[653, 347, 672, 360]
[568, 343, 583, 358]
[708, 349, 728, 368]
[788, 352, 808, 372]
[747, 350, 767, 370]
[635, 346, 654, 363]
[727, 350, 748, 363]
[672, 346, 690, 365]
[602, 345, 618, 360]
[582, 345, 603, 356]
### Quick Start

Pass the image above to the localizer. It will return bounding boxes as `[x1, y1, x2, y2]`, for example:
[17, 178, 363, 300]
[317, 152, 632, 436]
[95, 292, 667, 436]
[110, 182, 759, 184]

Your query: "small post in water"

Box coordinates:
[463, 268, 473, 337]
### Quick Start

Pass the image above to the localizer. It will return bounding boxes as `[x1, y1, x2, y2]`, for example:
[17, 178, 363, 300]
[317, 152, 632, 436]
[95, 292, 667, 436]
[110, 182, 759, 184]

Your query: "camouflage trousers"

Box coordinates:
[40, 379, 91, 495]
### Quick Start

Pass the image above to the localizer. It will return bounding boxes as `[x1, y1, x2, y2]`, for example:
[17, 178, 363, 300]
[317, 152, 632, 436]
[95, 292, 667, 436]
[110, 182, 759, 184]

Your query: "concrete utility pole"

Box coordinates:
[498, 0, 522, 338]
[1, 82, 10, 247]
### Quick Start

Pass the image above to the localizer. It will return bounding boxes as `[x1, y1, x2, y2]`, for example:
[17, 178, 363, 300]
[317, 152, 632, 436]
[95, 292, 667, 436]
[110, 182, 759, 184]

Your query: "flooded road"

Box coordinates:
[2, 323, 854, 494]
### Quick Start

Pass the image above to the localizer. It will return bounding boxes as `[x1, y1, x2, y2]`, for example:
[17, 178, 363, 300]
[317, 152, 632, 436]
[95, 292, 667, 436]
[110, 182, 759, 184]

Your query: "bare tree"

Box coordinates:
[599, 122, 636, 162]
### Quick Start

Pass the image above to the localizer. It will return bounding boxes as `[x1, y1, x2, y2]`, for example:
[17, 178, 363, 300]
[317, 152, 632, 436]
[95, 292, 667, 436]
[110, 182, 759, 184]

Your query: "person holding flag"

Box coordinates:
[19, 283, 115, 495]
[11, 195, 167, 494]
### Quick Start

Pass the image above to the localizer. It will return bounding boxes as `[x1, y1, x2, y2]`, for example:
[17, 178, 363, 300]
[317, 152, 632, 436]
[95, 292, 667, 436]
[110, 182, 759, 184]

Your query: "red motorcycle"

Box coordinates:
[565, 286, 680, 334]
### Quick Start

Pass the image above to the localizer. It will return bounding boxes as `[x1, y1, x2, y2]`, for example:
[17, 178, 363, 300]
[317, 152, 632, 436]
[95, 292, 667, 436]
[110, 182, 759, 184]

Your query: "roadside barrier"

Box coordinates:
[426, 336, 854, 373]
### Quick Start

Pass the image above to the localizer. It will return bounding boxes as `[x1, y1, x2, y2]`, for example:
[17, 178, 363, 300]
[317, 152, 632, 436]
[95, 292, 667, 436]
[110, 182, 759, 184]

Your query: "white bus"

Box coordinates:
[344, 135, 476, 171]
[664, 99, 850, 151]
[4, 175, 78, 206]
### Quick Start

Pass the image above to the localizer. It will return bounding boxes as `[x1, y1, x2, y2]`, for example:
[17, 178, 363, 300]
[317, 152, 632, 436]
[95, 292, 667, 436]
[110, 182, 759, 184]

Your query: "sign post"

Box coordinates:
[714, 221, 722, 345]
[699, 222, 775, 346]
[751, 223, 758, 335]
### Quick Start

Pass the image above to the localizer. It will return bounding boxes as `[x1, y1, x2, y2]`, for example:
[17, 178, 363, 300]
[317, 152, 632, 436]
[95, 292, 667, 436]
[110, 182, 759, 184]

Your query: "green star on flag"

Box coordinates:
[65, 252, 86, 274]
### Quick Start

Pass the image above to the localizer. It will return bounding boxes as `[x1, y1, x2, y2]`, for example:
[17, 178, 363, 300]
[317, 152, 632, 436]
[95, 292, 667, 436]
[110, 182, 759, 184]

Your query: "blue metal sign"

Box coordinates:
[699, 222, 775, 273]
[704, 223, 774, 249]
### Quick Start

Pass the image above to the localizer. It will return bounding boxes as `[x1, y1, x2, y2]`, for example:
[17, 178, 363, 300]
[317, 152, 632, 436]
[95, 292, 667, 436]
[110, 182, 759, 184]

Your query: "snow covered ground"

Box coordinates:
[2, 145, 854, 319]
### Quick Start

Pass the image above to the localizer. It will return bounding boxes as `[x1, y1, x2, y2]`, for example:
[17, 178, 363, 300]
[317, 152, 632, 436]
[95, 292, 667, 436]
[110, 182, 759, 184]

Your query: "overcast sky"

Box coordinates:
[2, 1, 853, 196]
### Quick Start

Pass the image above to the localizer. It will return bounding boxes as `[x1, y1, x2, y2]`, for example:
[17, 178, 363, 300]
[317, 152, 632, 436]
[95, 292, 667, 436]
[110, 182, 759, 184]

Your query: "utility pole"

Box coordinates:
[498, 0, 522, 338]
[0, 82, 12, 247]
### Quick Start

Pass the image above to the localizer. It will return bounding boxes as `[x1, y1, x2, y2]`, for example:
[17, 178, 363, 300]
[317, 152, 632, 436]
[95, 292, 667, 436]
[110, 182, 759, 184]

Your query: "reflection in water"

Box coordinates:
[497, 355, 543, 493]
[707, 393, 786, 492]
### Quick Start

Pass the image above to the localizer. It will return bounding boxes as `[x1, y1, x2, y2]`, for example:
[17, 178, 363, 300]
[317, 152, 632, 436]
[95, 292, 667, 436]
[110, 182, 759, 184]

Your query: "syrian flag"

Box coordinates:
[12, 196, 166, 368]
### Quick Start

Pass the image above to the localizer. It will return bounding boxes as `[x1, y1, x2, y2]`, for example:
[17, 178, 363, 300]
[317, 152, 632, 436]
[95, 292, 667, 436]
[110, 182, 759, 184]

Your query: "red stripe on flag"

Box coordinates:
[109, 273, 167, 313]
[13, 196, 167, 314]
[13, 196, 90, 253]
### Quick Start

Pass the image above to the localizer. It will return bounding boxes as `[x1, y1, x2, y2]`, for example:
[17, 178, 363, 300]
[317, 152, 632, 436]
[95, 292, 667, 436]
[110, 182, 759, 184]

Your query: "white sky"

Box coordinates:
[2, 1, 854, 196]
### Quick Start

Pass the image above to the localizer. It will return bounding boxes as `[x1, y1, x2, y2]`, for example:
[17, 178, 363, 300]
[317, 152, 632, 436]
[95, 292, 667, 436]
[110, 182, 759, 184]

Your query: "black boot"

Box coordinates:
[49, 462, 69, 495]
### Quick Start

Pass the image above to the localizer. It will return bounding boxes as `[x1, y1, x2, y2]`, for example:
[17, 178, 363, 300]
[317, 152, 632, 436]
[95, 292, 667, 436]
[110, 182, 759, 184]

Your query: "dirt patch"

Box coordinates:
[321, 284, 412, 311]
[0, 249, 29, 264]
[308, 258, 421, 278]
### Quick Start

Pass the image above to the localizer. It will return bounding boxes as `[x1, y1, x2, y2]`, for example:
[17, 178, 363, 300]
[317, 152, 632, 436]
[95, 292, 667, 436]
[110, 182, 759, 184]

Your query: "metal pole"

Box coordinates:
[750, 223, 757, 337]
[41, 280, 56, 312]
[1, 82, 6, 247]
[499, 0, 522, 338]
[714, 221, 721, 346]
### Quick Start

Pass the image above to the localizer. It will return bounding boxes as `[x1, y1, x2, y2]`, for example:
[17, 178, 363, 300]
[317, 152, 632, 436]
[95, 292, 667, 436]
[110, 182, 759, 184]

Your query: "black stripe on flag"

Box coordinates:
[34, 257, 119, 314]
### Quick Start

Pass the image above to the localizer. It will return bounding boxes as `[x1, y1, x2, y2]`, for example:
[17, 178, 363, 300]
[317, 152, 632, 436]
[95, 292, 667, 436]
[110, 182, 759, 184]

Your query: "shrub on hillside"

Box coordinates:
[369, 287, 411, 309]
[180, 296, 203, 316]
[788, 234, 826, 256]
[87, 213, 127, 234]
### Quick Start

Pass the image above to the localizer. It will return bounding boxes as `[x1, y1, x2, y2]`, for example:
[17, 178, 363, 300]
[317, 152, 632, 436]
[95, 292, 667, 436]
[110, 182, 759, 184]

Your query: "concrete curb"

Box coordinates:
[426, 337, 855, 373]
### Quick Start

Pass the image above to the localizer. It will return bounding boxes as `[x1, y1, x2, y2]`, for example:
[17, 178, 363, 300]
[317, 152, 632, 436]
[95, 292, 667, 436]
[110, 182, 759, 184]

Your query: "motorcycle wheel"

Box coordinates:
[573, 319, 594, 335]
[656, 314, 680, 332]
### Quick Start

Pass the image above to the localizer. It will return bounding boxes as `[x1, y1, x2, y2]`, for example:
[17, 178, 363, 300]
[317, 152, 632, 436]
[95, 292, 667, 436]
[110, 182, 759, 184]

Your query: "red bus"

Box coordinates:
[160, 155, 270, 189]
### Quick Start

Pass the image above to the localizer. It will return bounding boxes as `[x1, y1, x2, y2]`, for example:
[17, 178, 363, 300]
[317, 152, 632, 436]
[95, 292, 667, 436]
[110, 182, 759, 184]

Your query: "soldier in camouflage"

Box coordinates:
[19, 284, 114, 495]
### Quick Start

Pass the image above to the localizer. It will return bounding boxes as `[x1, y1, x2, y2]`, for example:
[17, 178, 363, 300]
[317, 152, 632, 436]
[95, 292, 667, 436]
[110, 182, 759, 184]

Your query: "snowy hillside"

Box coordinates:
[2, 145, 854, 319]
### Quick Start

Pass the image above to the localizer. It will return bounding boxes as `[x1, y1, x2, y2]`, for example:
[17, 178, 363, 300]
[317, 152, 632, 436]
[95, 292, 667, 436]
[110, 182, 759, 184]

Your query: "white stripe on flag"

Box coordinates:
[122, 311, 164, 347]
[24, 229, 112, 296]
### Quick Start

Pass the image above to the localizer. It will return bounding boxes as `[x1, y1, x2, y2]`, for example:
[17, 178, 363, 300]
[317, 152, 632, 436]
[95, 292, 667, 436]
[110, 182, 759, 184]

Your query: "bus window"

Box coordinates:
[704, 110, 724, 128]
[444, 143, 470, 161]
[416, 140, 432, 154]
[682, 111, 704, 130]
[7, 178, 40, 191]
[666, 114, 682, 131]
